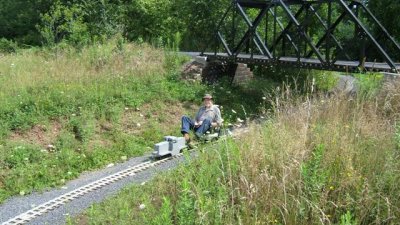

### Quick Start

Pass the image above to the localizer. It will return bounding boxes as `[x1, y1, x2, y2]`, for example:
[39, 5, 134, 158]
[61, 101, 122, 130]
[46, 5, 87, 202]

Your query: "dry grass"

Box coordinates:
[69, 78, 400, 225]
[0, 41, 165, 97]
[230, 82, 399, 224]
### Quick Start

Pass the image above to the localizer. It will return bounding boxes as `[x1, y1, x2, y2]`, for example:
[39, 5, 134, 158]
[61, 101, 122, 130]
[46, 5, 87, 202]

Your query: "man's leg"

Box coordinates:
[181, 116, 194, 142]
[194, 119, 212, 138]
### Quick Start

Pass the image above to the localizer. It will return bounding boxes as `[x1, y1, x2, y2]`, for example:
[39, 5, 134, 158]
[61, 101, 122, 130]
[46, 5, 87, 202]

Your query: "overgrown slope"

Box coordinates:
[0, 41, 207, 202]
[71, 82, 400, 224]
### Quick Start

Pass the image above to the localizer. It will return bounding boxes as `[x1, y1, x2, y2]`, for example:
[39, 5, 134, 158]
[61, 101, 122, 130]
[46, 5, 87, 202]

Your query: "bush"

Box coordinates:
[0, 38, 17, 53]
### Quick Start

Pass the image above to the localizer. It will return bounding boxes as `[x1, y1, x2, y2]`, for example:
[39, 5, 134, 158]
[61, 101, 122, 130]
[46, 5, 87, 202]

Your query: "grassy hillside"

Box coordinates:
[0, 40, 274, 203]
[0, 40, 209, 202]
[70, 82, 400, 224]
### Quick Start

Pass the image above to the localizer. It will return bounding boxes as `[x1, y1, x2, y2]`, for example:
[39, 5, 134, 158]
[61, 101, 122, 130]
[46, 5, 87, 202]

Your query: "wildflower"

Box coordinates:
[19, 191, 25, 196]
[67, 171, 72, 175]
[124, 107, 129, 110]
[262, 97, 267, 100]
[47, 144, 56, 151]
[139, 204, 146, 210]
[329, 186, 335, 190]
[136, 123, 141, 127]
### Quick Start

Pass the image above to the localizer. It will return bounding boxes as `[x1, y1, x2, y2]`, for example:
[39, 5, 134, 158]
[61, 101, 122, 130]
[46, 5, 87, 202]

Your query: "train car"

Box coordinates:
[152, 128, 232, 158]
[152, 136, 186, 158]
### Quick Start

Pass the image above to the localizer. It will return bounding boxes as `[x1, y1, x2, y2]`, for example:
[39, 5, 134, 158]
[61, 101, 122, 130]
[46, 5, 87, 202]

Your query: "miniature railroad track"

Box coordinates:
[1, 153, 186, 225]
[1, 126, 245, 225]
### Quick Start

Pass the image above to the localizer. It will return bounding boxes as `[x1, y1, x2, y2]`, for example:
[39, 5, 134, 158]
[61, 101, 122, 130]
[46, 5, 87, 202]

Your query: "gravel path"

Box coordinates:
[0, 125, 246, 225]
[0, 152, 197, 225]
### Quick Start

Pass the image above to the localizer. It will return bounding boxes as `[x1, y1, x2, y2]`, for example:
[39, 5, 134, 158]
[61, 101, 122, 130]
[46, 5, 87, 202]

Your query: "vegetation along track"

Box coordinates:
[1, 127, 244, 225]
[1, 151, 186, 225]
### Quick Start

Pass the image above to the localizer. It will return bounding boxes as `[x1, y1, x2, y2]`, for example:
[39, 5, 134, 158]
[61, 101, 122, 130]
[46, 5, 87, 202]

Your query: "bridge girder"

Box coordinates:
[203, 0, 400, 73]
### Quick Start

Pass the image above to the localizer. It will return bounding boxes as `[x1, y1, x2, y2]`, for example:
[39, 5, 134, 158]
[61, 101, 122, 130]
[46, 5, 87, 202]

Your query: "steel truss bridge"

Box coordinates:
[201, 0, 400, 73]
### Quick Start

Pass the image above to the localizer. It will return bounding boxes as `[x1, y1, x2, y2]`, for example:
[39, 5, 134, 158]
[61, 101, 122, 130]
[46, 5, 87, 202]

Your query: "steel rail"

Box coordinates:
[1, 154, 185, 225]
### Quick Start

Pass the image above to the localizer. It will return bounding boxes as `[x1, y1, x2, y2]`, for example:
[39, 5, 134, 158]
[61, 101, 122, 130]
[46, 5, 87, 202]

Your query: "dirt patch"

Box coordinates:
[74, 214, 89, 225]
[8, 121, 62, 148]
[121, 101, 198, 136]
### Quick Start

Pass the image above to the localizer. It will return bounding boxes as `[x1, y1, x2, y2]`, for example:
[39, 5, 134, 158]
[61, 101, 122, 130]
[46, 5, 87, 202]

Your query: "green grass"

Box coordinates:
[0, 40, 275, 203]
[0, 40, 209, 202]
[69, 83, 400, 224]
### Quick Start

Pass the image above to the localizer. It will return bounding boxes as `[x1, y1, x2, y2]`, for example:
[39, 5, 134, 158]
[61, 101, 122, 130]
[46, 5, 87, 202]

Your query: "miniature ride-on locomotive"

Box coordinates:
[152, 127, 232, 158]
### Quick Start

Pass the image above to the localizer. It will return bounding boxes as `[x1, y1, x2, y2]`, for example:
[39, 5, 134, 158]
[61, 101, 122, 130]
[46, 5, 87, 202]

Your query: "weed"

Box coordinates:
[69, 79, 400, 224]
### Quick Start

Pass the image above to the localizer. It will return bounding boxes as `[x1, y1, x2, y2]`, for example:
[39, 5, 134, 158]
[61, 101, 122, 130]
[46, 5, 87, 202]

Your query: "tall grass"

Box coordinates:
[72, 79, 400, 224]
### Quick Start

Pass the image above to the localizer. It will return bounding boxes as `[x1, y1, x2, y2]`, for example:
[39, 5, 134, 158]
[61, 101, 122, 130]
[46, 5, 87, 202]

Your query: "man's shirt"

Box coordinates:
[195, 105, 222, 126]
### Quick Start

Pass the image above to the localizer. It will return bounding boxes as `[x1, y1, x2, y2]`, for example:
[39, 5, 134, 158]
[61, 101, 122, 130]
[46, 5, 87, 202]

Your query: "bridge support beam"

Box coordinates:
[202, 0, 400, 73]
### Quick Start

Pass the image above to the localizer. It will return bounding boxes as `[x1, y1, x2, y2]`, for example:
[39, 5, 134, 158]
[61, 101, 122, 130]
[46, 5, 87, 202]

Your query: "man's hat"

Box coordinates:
[202, 94, 213, 100]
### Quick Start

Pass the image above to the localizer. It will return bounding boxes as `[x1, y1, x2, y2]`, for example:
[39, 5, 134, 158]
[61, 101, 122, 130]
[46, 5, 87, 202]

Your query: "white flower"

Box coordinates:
[124, 107, 129, 110]
[19, 191, 25, 196]
[262, 97, 267, 100]
[136, 123, 141, 127]
[139, 113, 144, 117]
[139, 204, 146, 210]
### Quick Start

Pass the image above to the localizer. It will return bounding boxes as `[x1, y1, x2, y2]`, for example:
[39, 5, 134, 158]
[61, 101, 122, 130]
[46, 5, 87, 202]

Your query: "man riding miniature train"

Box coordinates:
[181, 94, 223, 148]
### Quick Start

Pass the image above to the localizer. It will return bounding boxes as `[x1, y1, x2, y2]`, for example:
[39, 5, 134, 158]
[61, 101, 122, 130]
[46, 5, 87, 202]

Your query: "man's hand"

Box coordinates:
[194, 120, 203, 127]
